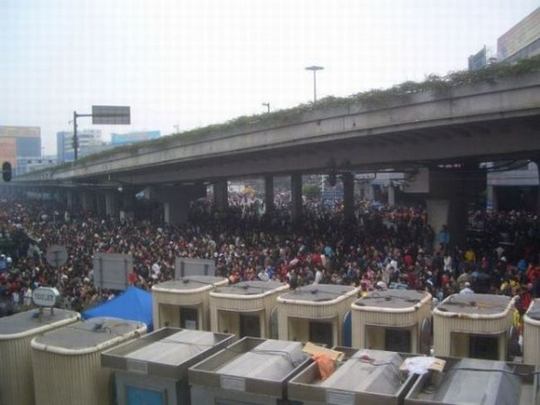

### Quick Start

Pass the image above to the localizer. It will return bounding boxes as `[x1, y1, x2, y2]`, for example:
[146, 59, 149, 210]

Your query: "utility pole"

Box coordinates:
[73, 111, 78, 161]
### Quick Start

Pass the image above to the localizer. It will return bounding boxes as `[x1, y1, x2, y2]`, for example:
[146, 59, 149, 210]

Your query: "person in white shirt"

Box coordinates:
[459, 282, 474, 295]
[314, 268, 323, 285]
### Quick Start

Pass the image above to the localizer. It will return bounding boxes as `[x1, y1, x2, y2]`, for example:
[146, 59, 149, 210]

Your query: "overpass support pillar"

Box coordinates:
[66, 190, 75, 211]
[264, 176, 274, 213]
[486, 185, 497, 211]
[120, 191, 136, 221]
[105, 191, 120, 219]
[360, 181, 374, 201]
[388, 183, 396, 207]
[291, 174, 303, 222]
[424, 165, 485, 250]
[342, 172, 355, 220]
[96, 194, 107, 217]
[214, 181, 228, 211]
[534, 159, 540, 215]
[161, 184, 206, 225]
[81, 191, 95, 212]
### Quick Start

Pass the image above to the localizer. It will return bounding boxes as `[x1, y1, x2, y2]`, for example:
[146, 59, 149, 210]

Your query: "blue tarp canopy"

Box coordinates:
[82, 286, 153, 331]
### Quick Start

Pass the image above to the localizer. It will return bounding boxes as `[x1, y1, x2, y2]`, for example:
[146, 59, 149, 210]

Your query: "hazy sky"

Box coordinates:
[1, 0, 539, 154]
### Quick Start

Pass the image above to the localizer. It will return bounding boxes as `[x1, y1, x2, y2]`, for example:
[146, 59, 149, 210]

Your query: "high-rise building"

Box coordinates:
[56, 129, 106, 163]
[497, 7, 540, 63]
[110, 130, 160, 146]
[0, 126, 41, 174]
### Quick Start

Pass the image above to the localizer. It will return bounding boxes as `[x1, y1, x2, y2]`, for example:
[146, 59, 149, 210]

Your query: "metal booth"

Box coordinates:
[433, 293, 516, 361]
[209, 281, 288, 338]
[277, 284, 358, 347]
[152, 276, 228, 330]
[405, 357, 539, 405]
[31, 317, 146, 405]
[288, 347, 417, 405]
[0, 308, 79, 405]
[189, 337, 310, 404]
[351, 290, 432, 353]
[524, 298, 540, 366]
[101, 327, 235, 405]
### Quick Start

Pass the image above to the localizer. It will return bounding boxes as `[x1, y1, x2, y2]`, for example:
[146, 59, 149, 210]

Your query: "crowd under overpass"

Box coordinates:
[5, 70, 540, 245]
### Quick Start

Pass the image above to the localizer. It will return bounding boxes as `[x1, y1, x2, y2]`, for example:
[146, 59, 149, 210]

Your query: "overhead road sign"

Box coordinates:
[92, 105, 131, 125]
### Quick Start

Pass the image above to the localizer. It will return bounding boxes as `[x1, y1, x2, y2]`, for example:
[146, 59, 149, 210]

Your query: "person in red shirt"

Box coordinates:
[527, 263, 540, 285]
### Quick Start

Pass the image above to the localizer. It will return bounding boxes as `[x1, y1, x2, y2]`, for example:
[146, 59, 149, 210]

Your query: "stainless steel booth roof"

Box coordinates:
[288, 348, 416, 404]
[354, 290, 430, 309]
[153, 276, 227, 291]
[319, 349, 403, 394]
[188, 337, 311, 398]
[212, 280, 286, 296]
[102, 328, 235, 379]
[279, 284, 356, 302]
[32, 317, 146, 352]
[216, 339, 306, 380]
[0, 308, 79, 337]
[405, 358, 532, 405]
[436, 294, 513, 316]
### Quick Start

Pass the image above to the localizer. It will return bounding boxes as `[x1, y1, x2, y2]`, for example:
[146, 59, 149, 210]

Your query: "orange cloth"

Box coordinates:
[312, 353, 336, 380]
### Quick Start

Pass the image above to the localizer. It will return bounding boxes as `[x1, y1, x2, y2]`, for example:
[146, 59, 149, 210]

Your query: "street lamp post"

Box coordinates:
[262, 102, 270, 113]
[305, 65, 324, 103]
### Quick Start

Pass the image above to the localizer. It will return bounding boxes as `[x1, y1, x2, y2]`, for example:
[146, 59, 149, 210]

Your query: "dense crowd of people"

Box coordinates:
[1, 194, 539, 335]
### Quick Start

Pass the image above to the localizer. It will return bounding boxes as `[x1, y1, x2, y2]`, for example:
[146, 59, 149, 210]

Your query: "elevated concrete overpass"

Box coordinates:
[16, 71, 540, 185]
[6, 70, 540, 244]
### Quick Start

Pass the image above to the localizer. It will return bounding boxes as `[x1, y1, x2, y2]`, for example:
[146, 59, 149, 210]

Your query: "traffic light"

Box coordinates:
[2, 162, 12, 182]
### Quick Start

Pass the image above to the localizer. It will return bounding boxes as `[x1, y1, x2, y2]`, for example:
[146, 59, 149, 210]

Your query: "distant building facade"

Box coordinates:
[56, 129, 105, 162]
[110, 130, 160, 146]
[497, 7, 540, 63]
[468, 46, 498, 71]
[0, 126, 41, 175]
